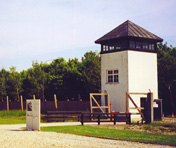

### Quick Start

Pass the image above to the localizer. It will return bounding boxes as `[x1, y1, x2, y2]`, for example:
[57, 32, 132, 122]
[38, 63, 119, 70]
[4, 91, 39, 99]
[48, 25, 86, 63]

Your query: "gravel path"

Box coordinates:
[0, 123, 174, 148]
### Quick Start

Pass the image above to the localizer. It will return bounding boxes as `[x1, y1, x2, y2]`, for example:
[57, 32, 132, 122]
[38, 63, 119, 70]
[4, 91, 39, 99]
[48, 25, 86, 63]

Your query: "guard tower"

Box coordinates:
[95, 20, 163, 120]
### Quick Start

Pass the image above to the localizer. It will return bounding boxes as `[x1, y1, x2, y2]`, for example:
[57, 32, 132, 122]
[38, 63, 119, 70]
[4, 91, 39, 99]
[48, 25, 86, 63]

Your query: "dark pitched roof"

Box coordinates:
[95, 20, 163, 44]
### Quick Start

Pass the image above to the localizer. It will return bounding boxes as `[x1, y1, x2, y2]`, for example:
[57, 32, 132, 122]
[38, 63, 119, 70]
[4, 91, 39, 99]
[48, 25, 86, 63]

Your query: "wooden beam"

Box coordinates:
[128, 107, 144, 110]
[107, 93, 110, 113]
[126, 92, 129, 112]
[54, 94, 58, 109]
[92, 106, 109, 109]
[20, 95, 23, 112]
[127, 94, 144, 118]
[7, 96, 9, 111]
[91, 95, 105, 113]
[90, 93, 108, 96]
[90, 95, 93, 113]
[128, 92, 148, 95]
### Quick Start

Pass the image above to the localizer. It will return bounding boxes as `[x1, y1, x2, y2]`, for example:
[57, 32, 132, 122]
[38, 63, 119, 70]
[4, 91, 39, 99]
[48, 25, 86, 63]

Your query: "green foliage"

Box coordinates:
[157, 42, 176, 114]
[0, 51, 100, 101]
[41, 125, 176, 146]
[81, 51, 101, 94]
[0, 68, 7, 100]
[43, 51, 100, 100]
[8, 67, 22, 100]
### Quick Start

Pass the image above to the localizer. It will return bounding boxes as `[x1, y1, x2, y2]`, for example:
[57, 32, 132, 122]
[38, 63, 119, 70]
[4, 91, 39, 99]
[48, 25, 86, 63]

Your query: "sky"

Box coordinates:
[0, 0, 176, 72]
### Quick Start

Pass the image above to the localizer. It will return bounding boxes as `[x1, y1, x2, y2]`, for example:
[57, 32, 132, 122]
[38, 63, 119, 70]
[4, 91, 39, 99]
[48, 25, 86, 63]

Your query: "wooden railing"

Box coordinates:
[46, 111, 131, 125]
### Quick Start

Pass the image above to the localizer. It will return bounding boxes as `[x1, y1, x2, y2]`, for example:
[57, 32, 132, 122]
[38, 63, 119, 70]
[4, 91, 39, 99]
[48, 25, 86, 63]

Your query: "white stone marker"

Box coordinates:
[26, 99, 40, 130]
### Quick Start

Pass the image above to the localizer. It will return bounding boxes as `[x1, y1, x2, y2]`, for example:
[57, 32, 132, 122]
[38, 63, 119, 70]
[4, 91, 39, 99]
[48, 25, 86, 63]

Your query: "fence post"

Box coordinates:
[54, 94, 58, 109]
[7, 96, 9, 111]
[21, 95, 23, 112]
[126, 113, 131, 124]
[114, 114, 116, 125]
[81, 113, 84, 125]
[98, 114, 100, 125]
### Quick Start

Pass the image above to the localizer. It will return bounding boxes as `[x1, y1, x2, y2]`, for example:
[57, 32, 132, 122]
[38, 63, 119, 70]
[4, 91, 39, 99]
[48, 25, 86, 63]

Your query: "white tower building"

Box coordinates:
[95, 20, 163, 120]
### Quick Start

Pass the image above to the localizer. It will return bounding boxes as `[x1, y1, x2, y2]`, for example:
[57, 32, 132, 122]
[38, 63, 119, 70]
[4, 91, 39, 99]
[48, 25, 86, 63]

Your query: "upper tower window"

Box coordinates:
[101, 40, 157, 54]
[129, 41, 135, 48]
[102, 45, 109, 51]
[136, 42, 143, 49]
[128, 41, 156, 51]
[149, 43, 155, 50]
[103, 45, 106, 51]
[143, 42, 148, 49]
[109, 46, 115, 50]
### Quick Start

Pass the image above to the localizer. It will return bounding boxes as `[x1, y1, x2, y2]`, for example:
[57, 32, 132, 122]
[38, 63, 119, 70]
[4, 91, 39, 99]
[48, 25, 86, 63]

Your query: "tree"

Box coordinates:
[45, 58, 67, 100]
[157, 42, 176, 114]
[8, 67, 22, 100]
[81, 51, 101, 100]
[0, 68, 7, 100]
[62, 58, 84, 100]
[23, 61, 43, 99]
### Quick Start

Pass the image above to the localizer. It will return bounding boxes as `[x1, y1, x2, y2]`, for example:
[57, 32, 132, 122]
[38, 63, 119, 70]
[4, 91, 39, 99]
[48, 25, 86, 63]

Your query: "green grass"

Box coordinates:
[0, 110, 47, 124]
[0, 110, 26, 124]
[143, 121, 176, 134]
[41, 125, 176, 146]
[0, 110, 26, 117]
[145, 121, 176, 128]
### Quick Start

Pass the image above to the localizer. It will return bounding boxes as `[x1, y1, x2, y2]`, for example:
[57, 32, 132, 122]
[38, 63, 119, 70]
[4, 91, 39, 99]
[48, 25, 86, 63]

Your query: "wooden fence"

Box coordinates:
[46, 111, 131, 125]
[0, 100, 90, 114]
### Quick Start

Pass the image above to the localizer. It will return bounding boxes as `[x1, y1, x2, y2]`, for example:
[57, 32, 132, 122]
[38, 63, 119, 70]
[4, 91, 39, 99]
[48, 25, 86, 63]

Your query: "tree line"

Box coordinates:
[0, 51, 101, 102]
[0, 43, 175, 115]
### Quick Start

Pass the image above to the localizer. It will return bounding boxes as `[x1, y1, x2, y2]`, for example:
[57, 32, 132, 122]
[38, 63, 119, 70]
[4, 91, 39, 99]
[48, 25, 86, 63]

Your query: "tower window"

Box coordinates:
[107, 69, 119, 83]
[106, 46, 109, 51]
[149, 43, 155, 50]
[109, 46, 114, 50]
[103, 45, 106, 51]
[129, 41, 135, 48]
[136, 42, 142, 49]
[143, 42, 148, 49]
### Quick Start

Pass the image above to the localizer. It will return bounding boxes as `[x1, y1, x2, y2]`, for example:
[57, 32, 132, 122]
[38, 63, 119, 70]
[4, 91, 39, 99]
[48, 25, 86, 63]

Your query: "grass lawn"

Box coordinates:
[0, 110, 26, 124]
[41, 125, 176, 146]
[0, 117, 26, 124]
[0, 110, 47, 124]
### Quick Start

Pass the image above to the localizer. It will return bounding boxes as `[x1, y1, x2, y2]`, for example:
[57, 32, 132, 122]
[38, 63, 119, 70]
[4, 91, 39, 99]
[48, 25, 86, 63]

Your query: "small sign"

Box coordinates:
[26, 99, 40, 130]
[153, 102, 158, 108]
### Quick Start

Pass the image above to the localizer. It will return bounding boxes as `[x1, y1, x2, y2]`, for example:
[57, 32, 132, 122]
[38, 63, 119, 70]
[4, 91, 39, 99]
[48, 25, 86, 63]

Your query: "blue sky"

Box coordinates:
[0, 0, 176, 72]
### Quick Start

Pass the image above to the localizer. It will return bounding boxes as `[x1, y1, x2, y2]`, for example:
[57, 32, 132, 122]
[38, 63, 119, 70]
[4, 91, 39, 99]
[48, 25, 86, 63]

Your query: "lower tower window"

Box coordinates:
[107, 69, 119, 83]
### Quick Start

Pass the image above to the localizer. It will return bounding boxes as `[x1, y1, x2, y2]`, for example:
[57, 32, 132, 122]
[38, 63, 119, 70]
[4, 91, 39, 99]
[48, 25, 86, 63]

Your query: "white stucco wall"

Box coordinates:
[101, 51, 128, 112]
[101, 50, 158, 115]
[128, 51, 158, 114]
